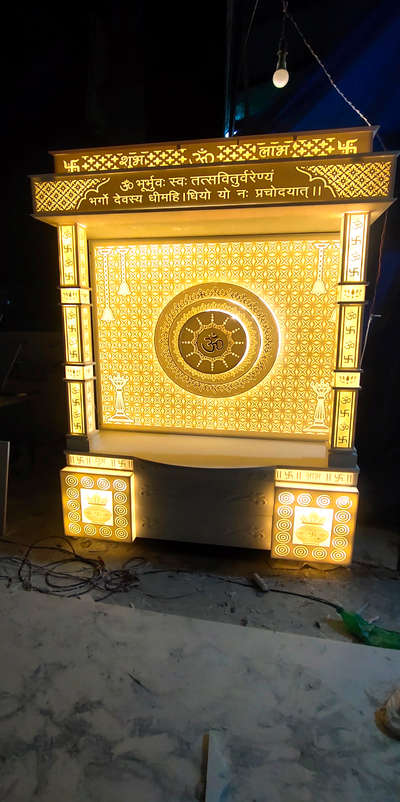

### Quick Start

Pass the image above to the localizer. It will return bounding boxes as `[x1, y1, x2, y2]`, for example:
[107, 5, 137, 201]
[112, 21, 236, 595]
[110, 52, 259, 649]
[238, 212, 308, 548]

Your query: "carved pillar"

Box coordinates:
[58, 224, 96, 451]
[329, 212, 369, 468]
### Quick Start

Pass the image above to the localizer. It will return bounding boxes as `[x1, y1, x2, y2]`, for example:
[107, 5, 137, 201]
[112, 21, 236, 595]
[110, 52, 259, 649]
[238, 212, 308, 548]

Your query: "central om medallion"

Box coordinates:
[178, 310, 247, 375]
[154, 282, 279, 398]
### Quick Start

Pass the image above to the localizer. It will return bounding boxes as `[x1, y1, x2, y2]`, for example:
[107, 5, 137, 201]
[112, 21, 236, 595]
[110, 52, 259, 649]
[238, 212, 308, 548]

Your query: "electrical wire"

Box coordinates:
[0, 535, 345, 613]
[360, 210, 388, 365]
[283, 2, 386, 149]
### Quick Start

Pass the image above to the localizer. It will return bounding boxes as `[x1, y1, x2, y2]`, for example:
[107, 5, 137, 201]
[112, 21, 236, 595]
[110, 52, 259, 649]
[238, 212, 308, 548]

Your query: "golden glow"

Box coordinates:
[84, 380, 96, 433]
[333, 371, 361, 389]
[92, 236, 340, 438]
[333, 390, 357, 449]
[53, 128, 374, 174]
[67, 382, 84, 434]
[271, 481, 358, 564]
[342, 213, 369, 282]
[67, 453, 134, 471]
[154, 283, 279, 398]
[65, 364, 94, 381]
[58, 226, 77, 285]
[77, 224, 89, 287]
[63, 305, 81, 363]
[60, 466, 135, 542]
[337, 304, 363, 369]
[60, 288, 91, 305]
[33, 158, 393, 215]
[330, 212, 368, 451]
[337, 284, 366, 303]
[274, 468, 358, 486]
[80, 305, 93, 362]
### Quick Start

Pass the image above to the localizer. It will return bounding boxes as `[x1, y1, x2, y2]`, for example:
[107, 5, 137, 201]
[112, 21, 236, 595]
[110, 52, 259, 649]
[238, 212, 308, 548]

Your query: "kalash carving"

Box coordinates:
[83, 492, 113, 525]
[294, 510, 332, 546]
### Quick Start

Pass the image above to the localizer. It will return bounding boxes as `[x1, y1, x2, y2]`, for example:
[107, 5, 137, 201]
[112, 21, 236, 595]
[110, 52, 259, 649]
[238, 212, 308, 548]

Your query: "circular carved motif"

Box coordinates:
[311, 547, 328, 561]
[178, 310, 247, 375]
[274, 544, 290, 557]
[331, 549, 347, 562]
[154, 283, 279, 398]
[275, 531, 291, 544]
[278, 492, 295, 505]
[296, 493, 312, 506]
[336, 495, 352, 509]
[293, 545, 309, 559]
[276, 519, 292, 531]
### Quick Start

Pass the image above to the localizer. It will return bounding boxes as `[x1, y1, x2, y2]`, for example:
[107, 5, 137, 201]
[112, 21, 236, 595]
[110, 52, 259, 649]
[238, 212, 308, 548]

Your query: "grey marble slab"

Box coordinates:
[0, 587, 399, 801]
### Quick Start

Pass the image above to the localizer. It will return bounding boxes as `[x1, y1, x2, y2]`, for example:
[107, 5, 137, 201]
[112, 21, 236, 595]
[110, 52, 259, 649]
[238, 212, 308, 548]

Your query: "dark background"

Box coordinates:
[2, 1, 399, 526]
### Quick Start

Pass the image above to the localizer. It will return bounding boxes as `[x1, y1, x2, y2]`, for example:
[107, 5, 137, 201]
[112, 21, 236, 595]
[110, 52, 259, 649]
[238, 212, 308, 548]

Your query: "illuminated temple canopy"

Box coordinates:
[31, 127, 397, 561]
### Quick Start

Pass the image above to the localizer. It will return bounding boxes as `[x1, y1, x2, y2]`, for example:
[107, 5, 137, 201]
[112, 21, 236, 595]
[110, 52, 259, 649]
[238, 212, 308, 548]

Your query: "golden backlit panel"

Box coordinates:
[80, 305, 93, 362]
[58, 226, 77, 285]
[92, 237, 341, 438]
[63, 305, 81, 363]
[77, 224, 89, 287]
[84, 380, 96, 434]
[337, 304, 363, 369]
[60, 288, 91, 305]
[342, 213, 369, 282]
[60, 466, 135, 542]
[67, 453, 134, 471]
[333, 371, 361, 389]
[337, 284, 366, 303]
[154, 283, 279, 398]
[274, 468, 358, 486]
[53, 128, 374, 173]
[32, 157, 393, 215]
[271, 483, 358, 564]
[333, 390, 357, 449]
[67, 382, 84, 434]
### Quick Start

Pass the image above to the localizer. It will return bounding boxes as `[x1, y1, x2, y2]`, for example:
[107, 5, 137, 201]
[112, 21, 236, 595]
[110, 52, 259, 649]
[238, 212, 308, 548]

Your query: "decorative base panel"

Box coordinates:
[271, 480, 358, 565]
[60, 466, 135, 543]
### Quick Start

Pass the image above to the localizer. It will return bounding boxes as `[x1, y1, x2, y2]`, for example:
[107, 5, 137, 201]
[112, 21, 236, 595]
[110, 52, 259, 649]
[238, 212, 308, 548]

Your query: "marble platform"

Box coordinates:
[0, 587, 399, 801]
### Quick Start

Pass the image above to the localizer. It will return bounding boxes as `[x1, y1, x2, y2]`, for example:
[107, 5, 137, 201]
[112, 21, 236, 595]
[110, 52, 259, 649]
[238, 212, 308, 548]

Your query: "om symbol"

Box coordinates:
[201, 332, 224, 353]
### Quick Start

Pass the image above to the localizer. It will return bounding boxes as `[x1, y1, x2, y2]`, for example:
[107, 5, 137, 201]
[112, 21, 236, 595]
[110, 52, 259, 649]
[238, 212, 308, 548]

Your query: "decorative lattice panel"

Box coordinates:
[91, 236, 341, 439]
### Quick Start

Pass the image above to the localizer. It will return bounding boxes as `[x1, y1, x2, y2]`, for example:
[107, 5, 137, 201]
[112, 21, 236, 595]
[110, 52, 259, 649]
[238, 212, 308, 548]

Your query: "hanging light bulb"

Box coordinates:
[273, 50, 289, 88]
[272, 1, 289, 88]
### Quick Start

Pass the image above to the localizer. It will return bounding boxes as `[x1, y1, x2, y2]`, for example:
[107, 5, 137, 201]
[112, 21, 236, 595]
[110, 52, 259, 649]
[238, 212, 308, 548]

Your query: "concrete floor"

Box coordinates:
[2, 442, 399, 643]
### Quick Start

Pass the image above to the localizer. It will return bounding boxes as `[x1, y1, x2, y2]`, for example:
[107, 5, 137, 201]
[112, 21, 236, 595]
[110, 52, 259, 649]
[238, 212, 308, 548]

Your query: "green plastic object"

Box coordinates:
[338, 608, 400, 649]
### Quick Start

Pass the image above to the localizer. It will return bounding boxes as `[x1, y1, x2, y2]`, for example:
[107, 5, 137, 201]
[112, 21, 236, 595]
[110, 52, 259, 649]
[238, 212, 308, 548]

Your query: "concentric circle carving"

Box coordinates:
[154, 282, 279, 397]
[332, 537, 348, 549]
[277, 505, 293, 518]
[84, 524, 96, 536]
[275, 531, 291, 544]
[293, 545, 309, 559]
[311, 547, 328, 561]
[276, 519, 292, 531]
[97, 478, 110, 490]
[80, 476, 94, 489]
[296, 493, 312, 506]
[333, 524, 350, 536]
[68, 523, 81, 535]
[113, 479, 127, 491]
[274, 544, 290, 557]
[330, 549, 347, 562]
[336, 495, 351, 509]
[278, 491, 295, 505]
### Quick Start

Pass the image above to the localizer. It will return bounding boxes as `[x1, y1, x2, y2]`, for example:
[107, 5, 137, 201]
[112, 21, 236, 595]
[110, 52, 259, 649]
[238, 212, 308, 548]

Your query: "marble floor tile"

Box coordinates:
[0, 588, 399, 801]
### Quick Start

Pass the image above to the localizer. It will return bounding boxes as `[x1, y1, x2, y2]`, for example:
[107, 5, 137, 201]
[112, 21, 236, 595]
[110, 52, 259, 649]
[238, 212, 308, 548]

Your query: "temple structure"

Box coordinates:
[30, 127, 397, 565]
